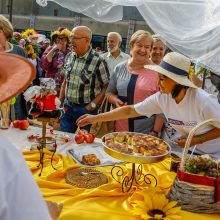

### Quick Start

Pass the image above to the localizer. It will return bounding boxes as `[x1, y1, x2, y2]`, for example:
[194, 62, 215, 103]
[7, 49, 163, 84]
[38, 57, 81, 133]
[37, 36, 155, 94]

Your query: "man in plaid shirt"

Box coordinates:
[59, 26, 109, 133]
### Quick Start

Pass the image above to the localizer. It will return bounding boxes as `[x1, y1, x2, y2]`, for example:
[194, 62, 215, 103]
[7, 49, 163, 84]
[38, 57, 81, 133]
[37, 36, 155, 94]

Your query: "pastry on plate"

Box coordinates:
[81, 154, 101, 166]
[115, 132, 126, 143]
[104, 134, 115, 142]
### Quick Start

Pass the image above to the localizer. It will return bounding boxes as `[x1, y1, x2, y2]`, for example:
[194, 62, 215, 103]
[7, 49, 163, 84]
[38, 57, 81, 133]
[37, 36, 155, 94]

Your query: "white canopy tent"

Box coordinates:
[36, 0, 220, 76]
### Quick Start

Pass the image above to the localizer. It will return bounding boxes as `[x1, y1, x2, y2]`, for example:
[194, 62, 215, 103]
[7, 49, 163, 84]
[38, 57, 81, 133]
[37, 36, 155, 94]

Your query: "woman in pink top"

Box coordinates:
[106, 30, 164, 135]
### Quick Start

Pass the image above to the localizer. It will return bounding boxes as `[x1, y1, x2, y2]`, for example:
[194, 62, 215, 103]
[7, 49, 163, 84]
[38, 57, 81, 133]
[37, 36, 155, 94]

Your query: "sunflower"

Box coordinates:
[21, 28, 37, 39]
[189, 65, 195, 77]
[130, 188, 181, 220]
[31, 53, 37, 59]
[24, 44, 38, 59]
[25, 44, 34, 55]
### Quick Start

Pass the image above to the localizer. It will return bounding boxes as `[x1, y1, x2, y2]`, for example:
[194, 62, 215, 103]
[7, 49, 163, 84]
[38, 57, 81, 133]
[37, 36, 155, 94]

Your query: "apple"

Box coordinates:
[35, 136, 41, 143]
[19, 120, 29, 130]
[50, 128, 54, 134]
[74, 134, 85, 144]
[27, 134, 35, 141]
[13, 120, 21, 128]
[84, 134, 95, 143]
[64, 138, 70, 143]
[52, 143, 57, 148]
[77, 129, 88, 136]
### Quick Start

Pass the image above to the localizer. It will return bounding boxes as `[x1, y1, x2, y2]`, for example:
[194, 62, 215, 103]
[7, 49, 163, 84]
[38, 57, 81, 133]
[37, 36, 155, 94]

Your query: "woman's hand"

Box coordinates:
[114, 98, 126, 108]
[176, 136, 201, 148]
[176, 137, 186, 148]
[108, 93, 126, 108]
[76, 114, 98, 127]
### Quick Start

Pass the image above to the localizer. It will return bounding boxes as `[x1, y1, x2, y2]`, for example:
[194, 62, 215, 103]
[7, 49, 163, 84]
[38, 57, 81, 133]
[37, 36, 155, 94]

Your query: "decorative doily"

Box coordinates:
[65, 168, 108, 189]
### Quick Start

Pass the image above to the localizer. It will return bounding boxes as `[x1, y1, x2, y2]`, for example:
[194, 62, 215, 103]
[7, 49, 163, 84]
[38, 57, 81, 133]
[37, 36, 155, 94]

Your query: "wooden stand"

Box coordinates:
[37, 117, 58, 148]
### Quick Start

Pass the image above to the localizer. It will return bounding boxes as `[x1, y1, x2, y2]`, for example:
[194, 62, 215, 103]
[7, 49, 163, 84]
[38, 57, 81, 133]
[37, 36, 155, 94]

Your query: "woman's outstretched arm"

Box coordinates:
[76, 105, 141, 127]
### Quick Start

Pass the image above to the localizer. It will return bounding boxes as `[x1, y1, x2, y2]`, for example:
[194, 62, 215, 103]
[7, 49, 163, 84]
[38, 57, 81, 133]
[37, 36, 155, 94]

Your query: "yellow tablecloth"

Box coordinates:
[23, 150, 220, 220]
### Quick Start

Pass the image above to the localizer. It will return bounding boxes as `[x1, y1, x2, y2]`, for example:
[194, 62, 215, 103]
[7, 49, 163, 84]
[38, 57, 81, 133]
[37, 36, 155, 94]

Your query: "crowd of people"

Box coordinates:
[1, 14, 220, 154]
[1, 12, 220, 220]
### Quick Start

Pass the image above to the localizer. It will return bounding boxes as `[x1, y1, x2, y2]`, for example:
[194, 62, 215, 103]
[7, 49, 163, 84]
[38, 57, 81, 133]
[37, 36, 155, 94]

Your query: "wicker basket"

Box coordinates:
[169, 118, 220, 213]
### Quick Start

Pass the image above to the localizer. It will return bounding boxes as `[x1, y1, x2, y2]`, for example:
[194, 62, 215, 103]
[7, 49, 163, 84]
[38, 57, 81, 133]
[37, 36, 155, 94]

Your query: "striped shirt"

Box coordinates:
[63, 47, 109, 104]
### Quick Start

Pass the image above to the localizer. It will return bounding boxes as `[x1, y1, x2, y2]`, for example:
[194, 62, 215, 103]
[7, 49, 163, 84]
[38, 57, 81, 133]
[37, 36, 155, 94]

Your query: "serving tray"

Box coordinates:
[102, 132, 171, 164]
[68, 142, 123, 167]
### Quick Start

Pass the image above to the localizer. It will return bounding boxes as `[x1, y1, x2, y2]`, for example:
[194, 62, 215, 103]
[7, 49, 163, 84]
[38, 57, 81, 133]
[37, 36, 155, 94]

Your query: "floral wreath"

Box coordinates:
[51, 28, 71, 39]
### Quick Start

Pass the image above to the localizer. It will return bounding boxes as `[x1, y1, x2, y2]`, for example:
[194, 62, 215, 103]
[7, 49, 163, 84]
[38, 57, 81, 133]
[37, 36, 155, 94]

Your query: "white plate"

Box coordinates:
[68, 142, 123, 167]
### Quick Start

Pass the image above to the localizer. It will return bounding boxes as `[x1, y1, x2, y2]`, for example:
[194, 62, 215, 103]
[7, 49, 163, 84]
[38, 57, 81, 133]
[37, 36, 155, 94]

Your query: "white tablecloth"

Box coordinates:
[0, 126, 115, 166]
[1, 126, 81, 155]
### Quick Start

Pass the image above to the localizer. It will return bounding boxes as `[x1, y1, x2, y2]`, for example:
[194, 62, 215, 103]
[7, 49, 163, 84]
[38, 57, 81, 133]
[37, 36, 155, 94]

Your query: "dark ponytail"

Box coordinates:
[172, 84, 189, 99]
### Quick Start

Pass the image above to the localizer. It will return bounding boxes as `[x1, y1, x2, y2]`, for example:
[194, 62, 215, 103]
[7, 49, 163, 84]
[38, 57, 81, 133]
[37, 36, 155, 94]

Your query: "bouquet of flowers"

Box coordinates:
[10, 29, 42, 60]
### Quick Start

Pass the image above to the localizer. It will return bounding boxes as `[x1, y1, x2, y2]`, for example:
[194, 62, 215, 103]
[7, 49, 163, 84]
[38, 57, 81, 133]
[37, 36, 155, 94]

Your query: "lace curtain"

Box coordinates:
[36, 0, 220, 75]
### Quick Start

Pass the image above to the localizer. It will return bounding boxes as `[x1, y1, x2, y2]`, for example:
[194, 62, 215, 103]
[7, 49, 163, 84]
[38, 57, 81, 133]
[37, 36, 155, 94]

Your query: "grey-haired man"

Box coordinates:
[102, 32, 130, 77]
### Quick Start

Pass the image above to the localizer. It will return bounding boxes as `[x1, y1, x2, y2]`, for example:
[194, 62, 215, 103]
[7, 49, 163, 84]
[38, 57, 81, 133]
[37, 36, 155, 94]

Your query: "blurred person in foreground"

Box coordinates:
[0, 15, 28, 120]
[77, 52, 220, 158]
[0, 53, 62, 220]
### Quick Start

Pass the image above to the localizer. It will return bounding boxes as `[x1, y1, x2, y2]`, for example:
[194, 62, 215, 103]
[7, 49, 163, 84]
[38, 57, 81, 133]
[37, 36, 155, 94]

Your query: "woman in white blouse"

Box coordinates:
[77, 52, 220, 158]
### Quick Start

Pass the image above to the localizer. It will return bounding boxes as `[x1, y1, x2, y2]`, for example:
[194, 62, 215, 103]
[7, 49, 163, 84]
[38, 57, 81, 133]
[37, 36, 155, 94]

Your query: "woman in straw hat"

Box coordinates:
[77, 52, 220, 158]
[0, 53, 62, 220]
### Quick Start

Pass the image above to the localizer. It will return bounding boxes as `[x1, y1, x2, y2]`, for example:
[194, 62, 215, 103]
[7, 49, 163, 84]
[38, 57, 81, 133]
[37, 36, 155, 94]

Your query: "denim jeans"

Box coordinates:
[60, 103, 97, 133]
[13, 94, 28, 120]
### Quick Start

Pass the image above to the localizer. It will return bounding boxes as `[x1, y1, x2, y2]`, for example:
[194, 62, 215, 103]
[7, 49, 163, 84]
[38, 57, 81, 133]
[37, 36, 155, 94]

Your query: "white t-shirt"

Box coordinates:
[134, 88, 220, 158]
[0, 135, 51, 220]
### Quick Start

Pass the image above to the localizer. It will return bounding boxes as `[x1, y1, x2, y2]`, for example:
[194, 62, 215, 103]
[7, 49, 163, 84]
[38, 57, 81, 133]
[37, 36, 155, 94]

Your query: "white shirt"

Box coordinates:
[134, 88, 220, 158]
[101, 51, 130, 77]
[0, 135, 51, 220]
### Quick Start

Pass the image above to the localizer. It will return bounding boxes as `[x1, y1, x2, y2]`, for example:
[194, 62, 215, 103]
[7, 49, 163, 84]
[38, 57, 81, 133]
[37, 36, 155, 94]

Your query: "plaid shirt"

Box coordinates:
[62, 47, 109, 104]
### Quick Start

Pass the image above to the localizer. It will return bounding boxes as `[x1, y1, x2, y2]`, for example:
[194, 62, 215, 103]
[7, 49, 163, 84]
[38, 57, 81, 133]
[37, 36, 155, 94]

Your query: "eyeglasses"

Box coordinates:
[56, 37, 67, 42]
[69, 36, 87, 41]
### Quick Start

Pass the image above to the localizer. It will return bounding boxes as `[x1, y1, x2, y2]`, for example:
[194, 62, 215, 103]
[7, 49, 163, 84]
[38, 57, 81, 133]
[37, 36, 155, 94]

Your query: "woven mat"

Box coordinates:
[65, 168, 108, 189]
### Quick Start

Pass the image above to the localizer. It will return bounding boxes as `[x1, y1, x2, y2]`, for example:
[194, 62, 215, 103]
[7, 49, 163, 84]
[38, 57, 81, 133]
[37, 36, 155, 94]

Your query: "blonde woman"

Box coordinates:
[106, 30, 164, 135]
[0, 15, 28, 120]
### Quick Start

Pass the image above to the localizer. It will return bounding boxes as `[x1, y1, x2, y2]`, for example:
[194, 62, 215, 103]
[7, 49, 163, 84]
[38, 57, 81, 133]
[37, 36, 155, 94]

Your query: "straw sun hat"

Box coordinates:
[0, 53, 36, 103]
[146, 52, 198, 88]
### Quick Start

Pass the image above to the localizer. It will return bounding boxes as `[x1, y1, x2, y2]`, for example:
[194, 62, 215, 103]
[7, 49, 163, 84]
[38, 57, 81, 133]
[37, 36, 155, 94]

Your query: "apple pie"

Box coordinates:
[81, 154, 101, 166]
[104, 132, 169, 157]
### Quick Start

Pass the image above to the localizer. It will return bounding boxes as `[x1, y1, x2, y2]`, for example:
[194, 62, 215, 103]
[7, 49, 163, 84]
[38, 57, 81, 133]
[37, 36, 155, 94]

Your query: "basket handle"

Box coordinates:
[179, 118, 220, 171]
